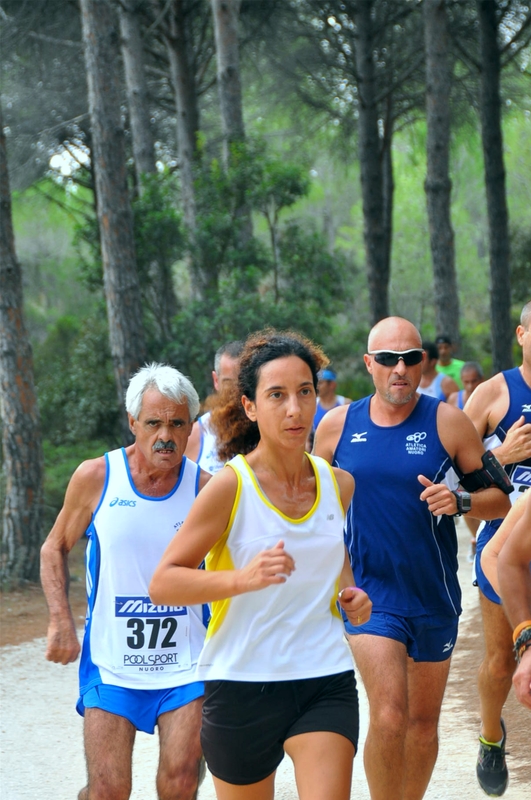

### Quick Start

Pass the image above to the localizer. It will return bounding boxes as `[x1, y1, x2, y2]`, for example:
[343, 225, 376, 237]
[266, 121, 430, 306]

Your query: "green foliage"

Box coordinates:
[34, 307, 120, 445]
[133, 172, 186, 280]
[41, 439, 111, 533]
[165, 148, 350, 398]
[511, 226, 531, 306]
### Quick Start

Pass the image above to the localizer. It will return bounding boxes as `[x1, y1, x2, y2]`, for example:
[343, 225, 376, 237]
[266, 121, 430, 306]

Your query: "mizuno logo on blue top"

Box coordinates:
[115, 596, 187, 617]
[513, 466, 531, 488]
[350, 432, 367, 442]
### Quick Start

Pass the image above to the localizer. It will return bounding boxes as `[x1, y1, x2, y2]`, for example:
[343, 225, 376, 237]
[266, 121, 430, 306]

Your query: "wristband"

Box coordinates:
[513, 627, 531, 663]
[512, 620, 531, 644]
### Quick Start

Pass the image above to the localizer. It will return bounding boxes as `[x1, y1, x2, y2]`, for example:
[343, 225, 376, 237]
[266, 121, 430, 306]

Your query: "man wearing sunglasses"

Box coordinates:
[314, 316, 510, 800]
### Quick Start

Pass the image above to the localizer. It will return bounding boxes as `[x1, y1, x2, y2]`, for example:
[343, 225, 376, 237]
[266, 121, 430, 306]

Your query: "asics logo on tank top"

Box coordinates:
[523, 403, 531, 413]
[350, 432, 368, 443]
[109, 497, 137, 507]
[405, 431, 427, 455]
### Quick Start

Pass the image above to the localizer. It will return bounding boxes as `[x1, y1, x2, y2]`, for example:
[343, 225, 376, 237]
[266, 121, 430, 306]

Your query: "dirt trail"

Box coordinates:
[1, 522, 529, 799]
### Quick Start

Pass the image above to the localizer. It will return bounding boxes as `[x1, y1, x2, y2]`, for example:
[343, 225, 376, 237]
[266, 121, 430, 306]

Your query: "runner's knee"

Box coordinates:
[157, 756, 202, 800]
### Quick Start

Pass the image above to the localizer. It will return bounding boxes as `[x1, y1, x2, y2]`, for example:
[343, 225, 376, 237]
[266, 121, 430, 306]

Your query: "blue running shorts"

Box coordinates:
[474, 522, 502, 605]
[344, 610, 458, 662]
[76, 681, 204, 734]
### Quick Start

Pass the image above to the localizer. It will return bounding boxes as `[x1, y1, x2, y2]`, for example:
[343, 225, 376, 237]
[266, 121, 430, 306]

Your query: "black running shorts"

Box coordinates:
[200, 670, 359, 785]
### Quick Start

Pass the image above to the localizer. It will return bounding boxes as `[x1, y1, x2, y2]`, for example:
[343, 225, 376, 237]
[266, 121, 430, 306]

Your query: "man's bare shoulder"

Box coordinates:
[197, 467, 212, 491]
[321, 402, 351, 429]
[468, 371, 507, 401]
[313, 403, 351, 462]
[66, 455, 107, 505]
[464, 372, 508, 426]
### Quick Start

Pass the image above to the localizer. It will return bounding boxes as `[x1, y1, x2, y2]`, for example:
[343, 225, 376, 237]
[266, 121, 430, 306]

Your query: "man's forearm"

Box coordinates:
[468, 487, 511, 521]
[498, 561, 531, 630]
[40, 543, 75, 622]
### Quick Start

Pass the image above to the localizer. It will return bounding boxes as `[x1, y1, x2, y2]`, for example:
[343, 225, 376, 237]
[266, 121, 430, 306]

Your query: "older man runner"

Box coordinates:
[41, 363, 210, 800]
[463, 300, 531, 796]
[314, 317, 510, 800]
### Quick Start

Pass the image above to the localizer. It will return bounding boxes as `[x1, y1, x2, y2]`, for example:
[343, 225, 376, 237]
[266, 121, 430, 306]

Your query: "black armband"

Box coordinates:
[459, 450, 513, 495]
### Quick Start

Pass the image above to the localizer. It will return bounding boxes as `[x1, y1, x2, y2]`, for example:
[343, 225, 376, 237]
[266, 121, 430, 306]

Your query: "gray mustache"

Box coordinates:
[152, 440, 176, 452]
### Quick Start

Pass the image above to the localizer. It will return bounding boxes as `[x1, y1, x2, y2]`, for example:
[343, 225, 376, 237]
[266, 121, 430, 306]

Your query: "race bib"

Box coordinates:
[113, 596, 192, 674]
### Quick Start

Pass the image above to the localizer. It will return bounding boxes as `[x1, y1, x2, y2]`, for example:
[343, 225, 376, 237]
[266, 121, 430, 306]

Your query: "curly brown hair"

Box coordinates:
[209, 329, 328, 461]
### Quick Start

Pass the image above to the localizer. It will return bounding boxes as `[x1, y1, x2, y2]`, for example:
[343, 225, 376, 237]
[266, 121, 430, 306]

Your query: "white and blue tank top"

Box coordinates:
[79, 448, 207, 693]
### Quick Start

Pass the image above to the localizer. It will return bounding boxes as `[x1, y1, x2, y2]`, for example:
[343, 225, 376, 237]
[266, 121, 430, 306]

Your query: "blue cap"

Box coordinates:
[319, 369, 337, 381]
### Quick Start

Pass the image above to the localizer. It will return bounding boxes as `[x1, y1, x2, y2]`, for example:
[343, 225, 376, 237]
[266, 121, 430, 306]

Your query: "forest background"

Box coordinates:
[1, 0, 530, 583]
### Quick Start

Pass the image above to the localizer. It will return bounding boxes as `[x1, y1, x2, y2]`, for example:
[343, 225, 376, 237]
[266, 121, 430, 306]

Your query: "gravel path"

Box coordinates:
[1, 522, 529, 799]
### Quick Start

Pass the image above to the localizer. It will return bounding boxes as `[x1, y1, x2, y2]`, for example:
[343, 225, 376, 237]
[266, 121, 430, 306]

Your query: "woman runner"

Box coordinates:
[150, 330, 372, 800]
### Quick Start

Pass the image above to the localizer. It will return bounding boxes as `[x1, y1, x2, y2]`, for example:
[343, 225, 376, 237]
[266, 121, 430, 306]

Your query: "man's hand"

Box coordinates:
[495, 415, 531, 466]
[338, 586, 372, 626]
[418, 475, 458, 516]
[239, 540, 295, 592]
[513, 647, 531, 711]
[45, 619, 81, 665]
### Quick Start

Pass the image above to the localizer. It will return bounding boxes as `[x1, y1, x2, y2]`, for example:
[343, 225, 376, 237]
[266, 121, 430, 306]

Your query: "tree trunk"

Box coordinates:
[164, 0, 200, 232]
[0, 100, 44, 585]
[423, 0, 460, 343]
[382, 98, 394, 304]
[211, 0, 245, 161]
[355, 0, 388, 325]
[211, 0, 253, 244]
[80, 0, 147, 442]
[477, 0, 512, 372]
[118, 0, 157, 191]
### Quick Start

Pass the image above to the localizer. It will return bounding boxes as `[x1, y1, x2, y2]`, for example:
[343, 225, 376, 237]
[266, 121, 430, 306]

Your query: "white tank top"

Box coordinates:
[196, 453, 353, 682]
[79, 449, 207, 692]
[197, 412, 225, 474]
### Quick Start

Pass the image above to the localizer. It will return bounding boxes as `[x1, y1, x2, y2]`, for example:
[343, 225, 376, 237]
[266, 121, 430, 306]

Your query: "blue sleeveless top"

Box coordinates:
[333, 394, 461, 618]
[482, 368, 531, 533]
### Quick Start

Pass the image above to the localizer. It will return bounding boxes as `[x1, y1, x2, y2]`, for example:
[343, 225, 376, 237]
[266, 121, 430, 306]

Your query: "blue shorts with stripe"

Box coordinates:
[76, 681, 204, 734]
[343, 610, 458, 662]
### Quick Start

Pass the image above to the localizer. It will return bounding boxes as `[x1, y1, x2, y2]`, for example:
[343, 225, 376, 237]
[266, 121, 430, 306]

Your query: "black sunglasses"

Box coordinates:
[368, 349, 424, 367]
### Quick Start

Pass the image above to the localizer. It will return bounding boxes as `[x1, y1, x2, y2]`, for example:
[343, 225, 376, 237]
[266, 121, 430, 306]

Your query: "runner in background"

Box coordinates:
[184, 341, 243, 474]
[435, 334, 465, 388]
[418, 341, 459, 401]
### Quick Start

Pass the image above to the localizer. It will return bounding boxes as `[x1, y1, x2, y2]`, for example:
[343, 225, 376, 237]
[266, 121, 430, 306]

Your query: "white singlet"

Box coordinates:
[197, 411, 225, 474]
[79, 448, 207, 693]
[196, 453, 353, 682]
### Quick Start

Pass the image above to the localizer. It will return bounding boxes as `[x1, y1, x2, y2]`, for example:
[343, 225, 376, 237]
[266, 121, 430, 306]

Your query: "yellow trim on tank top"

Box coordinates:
[329, 576, 342, 619]
[234, 453, 321, 523]
[204, 464, 243, 640]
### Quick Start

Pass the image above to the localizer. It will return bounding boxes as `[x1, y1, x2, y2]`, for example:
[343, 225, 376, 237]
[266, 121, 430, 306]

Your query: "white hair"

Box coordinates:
[125, 363, 200, 421]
